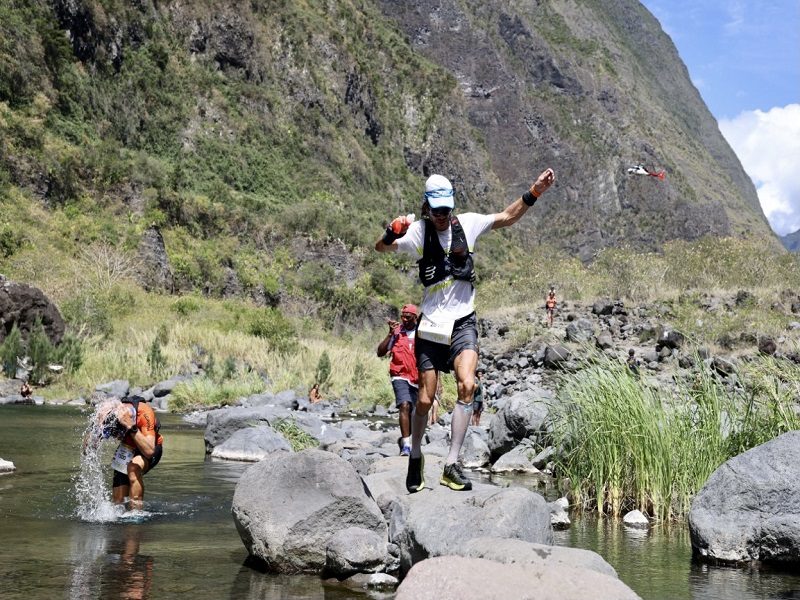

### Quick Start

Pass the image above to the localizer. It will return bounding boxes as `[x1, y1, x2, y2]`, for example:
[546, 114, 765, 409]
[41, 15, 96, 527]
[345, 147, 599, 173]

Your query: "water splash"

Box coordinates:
[73, 400, 127, 522]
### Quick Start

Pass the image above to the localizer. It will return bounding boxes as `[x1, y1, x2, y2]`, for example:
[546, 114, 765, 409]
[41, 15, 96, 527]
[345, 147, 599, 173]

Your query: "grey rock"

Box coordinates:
[0, 279, 65, 346]
[389, 484, 553, 576]
[210, 425, 292, 461]
[543, 345, 571, 369]
[460, 429, 490, 468]
[136, 226, 174, 292]
[491, 444, 541, 474]
[596, 331, 614, 349]
[488, 389, 553, 460]
[623, 510, 649, 529]
[395, 556, 640, 600]
[689, 430, 800, 565]
[325, 527, 387, 576]
[461, 536, 615, 577]
[565, 318, 595, 343]
[232, 449, 387, 573]
[95, 380, 130, 399]
[152, 375, 188, 397]
[592, 299, 615, 316]
[204, 405, 293, 451]
[240, 391, 275, 407]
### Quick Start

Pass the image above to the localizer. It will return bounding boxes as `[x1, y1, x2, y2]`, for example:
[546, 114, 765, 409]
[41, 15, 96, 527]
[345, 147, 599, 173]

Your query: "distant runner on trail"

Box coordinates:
[375, 167, 556, 492]
[546, 286, 557, 328]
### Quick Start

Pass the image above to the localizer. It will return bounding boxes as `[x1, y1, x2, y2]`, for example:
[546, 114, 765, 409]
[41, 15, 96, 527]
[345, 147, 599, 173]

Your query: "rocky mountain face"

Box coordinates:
[373, 0, 777, 259]
[0, 0, 780, 280]
[781, 230, 800, 252]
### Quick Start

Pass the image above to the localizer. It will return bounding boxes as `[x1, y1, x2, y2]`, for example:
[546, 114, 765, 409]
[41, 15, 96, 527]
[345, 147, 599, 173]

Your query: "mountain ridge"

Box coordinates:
[0, 0, 783, 311]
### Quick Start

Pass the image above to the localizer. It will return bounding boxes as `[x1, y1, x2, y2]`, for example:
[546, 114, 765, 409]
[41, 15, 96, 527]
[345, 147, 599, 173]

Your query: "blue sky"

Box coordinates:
[640, 0, 800, 236]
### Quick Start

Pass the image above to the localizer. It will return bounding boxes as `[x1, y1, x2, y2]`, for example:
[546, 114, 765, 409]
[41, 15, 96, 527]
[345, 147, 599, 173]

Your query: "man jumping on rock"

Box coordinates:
[376, 167, 556, 492]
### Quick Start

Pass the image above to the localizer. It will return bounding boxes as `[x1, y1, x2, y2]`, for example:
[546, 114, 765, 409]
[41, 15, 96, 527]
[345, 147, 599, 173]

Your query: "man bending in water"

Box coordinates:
[88, 397, 164, 510]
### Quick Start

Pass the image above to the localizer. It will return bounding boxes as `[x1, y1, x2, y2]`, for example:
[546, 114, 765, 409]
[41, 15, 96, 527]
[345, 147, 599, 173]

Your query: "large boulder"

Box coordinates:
[487, 389, 553, 460]
[395, 556, 641, 600]
[231, 449, 387, 573]
[388, 483, 552, 575]
[0, 277, 65, 344]
[688, 431, 800, 565]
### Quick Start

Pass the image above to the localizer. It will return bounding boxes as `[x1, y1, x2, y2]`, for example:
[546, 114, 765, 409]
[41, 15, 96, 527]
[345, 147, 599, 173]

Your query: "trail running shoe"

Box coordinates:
[401, 444, 411, 457]
[405, 453, 425, 493]
[440, 462, 472, 491]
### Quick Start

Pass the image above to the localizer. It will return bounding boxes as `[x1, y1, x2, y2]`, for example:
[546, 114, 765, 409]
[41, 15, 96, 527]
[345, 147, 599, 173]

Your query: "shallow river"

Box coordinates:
[1, 405, 798, 599]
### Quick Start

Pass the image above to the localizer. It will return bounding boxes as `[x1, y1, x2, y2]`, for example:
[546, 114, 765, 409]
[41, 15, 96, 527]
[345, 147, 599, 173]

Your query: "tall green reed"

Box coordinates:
[551, 353, 800, 521]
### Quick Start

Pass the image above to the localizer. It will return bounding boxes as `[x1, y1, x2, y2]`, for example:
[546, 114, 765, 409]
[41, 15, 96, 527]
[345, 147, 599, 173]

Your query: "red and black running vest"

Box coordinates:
[418, 216, 475, 287]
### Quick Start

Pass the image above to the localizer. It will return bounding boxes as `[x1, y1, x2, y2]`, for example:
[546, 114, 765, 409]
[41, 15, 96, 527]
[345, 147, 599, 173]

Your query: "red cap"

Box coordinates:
[401, 304, 418, 316]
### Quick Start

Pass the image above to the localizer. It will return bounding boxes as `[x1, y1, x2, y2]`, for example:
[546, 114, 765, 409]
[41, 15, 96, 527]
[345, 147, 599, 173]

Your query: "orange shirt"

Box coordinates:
[123, 402, 163, 447]
[546, 294, 557, 309]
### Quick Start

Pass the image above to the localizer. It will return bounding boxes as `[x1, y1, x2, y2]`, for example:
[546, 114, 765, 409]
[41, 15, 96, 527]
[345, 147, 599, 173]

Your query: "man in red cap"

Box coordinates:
[377, 303, 419, 455]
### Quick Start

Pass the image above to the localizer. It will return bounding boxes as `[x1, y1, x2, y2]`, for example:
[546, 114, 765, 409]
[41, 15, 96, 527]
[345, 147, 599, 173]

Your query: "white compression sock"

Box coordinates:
[446, 401, 472, 465]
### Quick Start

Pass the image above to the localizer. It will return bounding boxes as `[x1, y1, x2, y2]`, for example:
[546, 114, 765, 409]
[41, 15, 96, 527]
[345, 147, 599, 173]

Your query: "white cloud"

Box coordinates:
[723, 0, 745, 35]
[719, 104, 800, 236]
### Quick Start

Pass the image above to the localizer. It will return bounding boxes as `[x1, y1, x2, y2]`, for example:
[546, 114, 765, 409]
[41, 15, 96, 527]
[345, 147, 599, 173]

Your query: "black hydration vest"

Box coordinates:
[417, 216, 475, 287]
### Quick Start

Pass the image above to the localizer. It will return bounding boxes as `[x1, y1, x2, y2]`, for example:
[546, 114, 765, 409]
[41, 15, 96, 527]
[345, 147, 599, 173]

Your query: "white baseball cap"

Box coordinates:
[424, 174, 455, 209]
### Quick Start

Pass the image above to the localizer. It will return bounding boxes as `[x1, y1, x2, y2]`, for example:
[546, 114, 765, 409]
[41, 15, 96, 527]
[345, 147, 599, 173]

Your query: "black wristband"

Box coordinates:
[382, 226, 400, 245]
[522, 190, 537, 207]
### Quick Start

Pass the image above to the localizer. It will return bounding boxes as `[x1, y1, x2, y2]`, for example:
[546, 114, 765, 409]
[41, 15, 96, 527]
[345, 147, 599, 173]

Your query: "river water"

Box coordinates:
[1, 405, 798, 599]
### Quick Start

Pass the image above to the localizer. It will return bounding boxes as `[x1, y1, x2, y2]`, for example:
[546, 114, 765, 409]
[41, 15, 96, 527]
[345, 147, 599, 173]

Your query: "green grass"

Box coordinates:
[272, 418, 319, 452]
[551, 353, 800, 521]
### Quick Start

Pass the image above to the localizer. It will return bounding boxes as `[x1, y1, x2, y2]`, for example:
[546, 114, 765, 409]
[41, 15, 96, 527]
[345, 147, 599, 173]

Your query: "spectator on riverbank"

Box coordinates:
[309, 383, 322, 403]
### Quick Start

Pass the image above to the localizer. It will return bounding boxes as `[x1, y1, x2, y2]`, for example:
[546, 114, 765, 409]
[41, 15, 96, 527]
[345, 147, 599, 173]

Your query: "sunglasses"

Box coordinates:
[430, 208, 452, 218]
[401, 313, 416, 319]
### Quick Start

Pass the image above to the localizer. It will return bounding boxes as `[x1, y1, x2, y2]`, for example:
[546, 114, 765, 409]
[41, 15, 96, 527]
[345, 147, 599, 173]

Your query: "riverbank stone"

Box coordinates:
[210, 425, 292, 461]
[232, 449, 387, 574]
[487, 389, 553, 460]
[325, 527, 387, 577]
[388, 483, 553, 575]
[395, 556, 641, 600]
[689, 430, 800, 565]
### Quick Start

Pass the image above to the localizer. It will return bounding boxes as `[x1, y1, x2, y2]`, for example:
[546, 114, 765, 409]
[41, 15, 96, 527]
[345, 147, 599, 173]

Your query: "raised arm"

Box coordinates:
[377, 320, 399, 356]
[375, 215, 413, 252]
[492, 168, 555, 230]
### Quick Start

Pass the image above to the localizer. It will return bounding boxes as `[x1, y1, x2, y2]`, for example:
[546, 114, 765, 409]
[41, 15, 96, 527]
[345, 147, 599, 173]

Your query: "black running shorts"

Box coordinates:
[416, 312, 478, 373]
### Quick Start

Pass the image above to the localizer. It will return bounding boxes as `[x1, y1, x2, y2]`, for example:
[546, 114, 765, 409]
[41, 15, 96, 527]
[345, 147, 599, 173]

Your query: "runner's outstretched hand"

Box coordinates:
[531, 168, 555, 196]
[389, 215, 412, 236]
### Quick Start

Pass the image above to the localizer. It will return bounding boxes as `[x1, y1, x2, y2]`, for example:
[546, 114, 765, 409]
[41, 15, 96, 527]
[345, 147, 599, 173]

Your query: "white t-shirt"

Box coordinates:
[395, 213, 495, 322]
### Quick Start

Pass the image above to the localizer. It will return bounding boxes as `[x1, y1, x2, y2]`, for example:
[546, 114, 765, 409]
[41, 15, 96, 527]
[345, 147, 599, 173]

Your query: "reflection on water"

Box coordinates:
[69, 525, 153, 600]
[2, 405, 800, 600]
